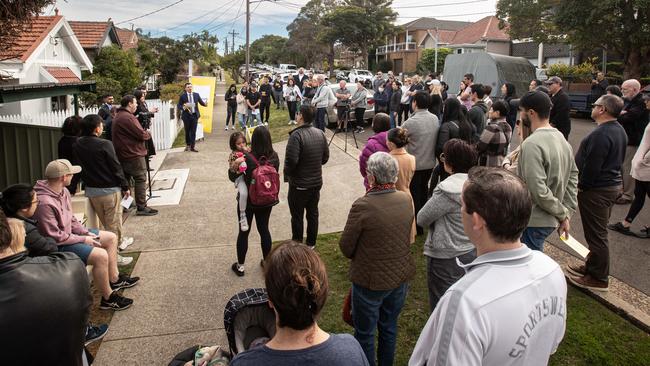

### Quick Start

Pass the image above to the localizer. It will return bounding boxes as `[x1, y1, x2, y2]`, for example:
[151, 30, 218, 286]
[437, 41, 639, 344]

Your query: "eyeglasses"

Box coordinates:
[440, 153, 445, 162]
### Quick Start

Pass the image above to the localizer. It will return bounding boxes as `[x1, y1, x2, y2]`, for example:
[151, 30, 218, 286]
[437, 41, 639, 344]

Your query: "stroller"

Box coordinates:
[224, 288, 276, 356]
[168, 288, 275, 366]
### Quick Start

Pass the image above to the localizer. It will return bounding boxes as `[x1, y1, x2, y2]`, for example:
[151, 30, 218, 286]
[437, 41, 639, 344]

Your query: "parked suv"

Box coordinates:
[348, 69, 373, 85]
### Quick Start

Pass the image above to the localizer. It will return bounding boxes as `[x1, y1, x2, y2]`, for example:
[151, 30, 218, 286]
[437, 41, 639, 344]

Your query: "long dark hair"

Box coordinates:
[442, 98, 473, 142]
[503, 83, 516, 100]
[0, 184, 34, 217]
[251, 126, 274, 159]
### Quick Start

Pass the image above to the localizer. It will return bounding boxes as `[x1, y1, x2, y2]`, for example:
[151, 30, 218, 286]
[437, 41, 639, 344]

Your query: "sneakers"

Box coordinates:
[110, 273, 140, 291]
[117, 254, 133, 267]
[85, 323, 109, 346]
[119, 236, 134, 251]
[607, 222, 633, 236]
[231, 262, 245, 277]
[136, 206, 158, 216]
[225, 126, 229, 131]
[264, 122, 269, 126]
[100, 292, 133, 310]
[355, 127, 364, 133]
[288, 120, 294, 125]
[239, 212, 249, 231]
[566, 263, 586, 277]
[567, 274, 609, 292]
[636, 226, 650, 238]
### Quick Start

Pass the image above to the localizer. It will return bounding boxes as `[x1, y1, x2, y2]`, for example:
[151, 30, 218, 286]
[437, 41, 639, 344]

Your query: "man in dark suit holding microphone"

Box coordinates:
[177, 82, 207, 152]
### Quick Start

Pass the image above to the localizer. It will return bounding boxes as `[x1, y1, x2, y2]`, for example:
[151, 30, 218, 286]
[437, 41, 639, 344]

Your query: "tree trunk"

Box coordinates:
[623, 49, 642, 80]
[361, 48, 368, 69]
[328, 44, 335, 78]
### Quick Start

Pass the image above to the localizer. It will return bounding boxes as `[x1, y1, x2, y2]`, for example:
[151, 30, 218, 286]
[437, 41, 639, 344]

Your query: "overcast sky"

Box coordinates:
[46, 0, 498, 52]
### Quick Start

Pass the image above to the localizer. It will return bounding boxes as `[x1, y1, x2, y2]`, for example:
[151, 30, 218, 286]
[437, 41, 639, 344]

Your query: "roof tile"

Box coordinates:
[68, 21, 111, 48]
[116, 28, 138, 50]
[450, 16, 510, 45]
[0, 16, 62, 61]
[44, 67, 81, 83]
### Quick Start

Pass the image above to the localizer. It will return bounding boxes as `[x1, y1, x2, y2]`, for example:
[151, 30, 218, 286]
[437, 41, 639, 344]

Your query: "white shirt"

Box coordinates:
[187, 92, 195, 113]
[409, 246, 567, 366]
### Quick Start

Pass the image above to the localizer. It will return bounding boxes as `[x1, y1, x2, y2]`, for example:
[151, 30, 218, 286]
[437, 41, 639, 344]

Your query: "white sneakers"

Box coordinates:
[117, 255, 133, 267]
[287, 120, 297, 125]
[119, 236, 134, 251]
[239, 212, 249, 231]
[225, 126, 229, 131]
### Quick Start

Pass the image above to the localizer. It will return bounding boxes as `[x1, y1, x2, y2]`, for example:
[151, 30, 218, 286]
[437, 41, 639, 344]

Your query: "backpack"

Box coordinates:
[248, 154, 280, 207]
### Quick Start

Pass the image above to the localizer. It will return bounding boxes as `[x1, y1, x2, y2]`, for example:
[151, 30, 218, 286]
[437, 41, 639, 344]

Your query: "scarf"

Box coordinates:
[366, 182, 396, 194]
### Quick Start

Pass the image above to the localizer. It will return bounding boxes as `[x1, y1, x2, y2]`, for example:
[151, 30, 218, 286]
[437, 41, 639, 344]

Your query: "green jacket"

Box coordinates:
[518, 127, 578, 228]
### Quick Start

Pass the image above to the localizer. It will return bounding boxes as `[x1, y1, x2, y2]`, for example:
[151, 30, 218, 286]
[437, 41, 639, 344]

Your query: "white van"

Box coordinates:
[279, 64, 298, 72]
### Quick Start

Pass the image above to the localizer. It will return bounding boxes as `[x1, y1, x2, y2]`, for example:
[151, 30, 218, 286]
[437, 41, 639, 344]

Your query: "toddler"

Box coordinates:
[229, 132, 249, 231]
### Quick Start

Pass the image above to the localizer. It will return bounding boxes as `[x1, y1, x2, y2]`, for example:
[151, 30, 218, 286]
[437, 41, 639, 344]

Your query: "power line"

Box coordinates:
[393, 0, 487, 9]
[396, 11, 495, 19]
[114, 0, 185, 25]
[200, 0, 242, 31]
[150, 7, 225, 36]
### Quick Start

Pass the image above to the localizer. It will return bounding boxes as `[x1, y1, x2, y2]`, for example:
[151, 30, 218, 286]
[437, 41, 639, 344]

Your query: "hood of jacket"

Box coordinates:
[472, 100, 488, 113]
[435, 173, 468, 204]
[34, 179, 63, 201]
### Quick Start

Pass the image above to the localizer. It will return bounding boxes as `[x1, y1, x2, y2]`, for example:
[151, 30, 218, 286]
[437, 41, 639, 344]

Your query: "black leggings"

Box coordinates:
[400, 104, 410, 123]
[625, 180, 650, 223]
[355, 107, 365, 129]
[260, 100, 271, 123]
[287, 101, 297, 120]
[236, 203, 273, 264]
[226, 103, 237, 126]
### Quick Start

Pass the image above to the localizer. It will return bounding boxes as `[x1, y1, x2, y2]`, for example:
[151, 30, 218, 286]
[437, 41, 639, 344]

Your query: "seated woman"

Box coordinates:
[417, 139, 478, 312]
[231, 241, 368, 366]
[1, 184, 57, 257]
[340, 152, 416, 366]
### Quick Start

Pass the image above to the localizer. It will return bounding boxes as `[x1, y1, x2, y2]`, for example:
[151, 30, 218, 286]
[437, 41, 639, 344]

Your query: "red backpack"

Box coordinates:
[248, 154, 280, 206]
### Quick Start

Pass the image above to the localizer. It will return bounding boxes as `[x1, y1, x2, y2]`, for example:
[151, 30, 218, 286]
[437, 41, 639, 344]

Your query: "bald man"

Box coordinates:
[616, 79, 650, 204]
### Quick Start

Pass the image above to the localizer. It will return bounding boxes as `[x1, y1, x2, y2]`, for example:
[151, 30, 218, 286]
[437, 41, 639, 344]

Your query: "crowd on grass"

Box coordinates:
[1, 66, 649, 365]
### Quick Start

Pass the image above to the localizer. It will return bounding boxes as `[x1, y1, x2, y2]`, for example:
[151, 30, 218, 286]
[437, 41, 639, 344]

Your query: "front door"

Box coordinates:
[393, 59, 403, 74]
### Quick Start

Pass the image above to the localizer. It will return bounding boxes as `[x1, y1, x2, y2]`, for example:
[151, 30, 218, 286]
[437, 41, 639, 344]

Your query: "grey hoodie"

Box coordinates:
[417, 173, 475, 258]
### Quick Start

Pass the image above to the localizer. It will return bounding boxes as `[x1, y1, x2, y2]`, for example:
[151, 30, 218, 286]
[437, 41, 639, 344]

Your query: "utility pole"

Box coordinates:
[245, 0, 250, 82]
[224, 38, 229, 55]
[228, 29, 239, 55]
[434, 27, 439, 74]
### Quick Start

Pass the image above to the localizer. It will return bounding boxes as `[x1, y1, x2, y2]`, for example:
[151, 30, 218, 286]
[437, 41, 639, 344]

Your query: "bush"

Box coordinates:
[547, 59, 596, 83]
[79, 75, 122, 107]
[376, 59, 393, 72]
[416, 48, 452, 75]
[160, 82, 185, 103]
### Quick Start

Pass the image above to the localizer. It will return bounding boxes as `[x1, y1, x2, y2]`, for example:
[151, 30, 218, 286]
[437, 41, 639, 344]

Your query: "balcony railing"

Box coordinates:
[376, 42, 417, 55]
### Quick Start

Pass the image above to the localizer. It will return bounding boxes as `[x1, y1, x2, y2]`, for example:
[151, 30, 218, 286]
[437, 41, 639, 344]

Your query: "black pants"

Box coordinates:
[182, 114, 198, 147]
[579, 186, 620, 281]
[260, 99, 271, 123]
[354, 107, 365, 129]
[287, 101, 297, 120]
[626, 179, 650, 223]
[236, 203, 273, 265]
[428, 163, 449, 197]
[121, 157, 147, 209]
[226, 103, 237, 127]
[426, 251, 476, 312]
[410, 169, 433, 235]
[400, 104, 410, 124]
[316, 107, 327, 131]
[288, 186, 321, 246]
[337, 106, 349, 128]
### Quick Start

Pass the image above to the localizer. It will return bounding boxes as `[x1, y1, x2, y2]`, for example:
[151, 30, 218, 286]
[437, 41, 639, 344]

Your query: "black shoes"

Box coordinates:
[607, 222, 633, 236]
[100, 292, 133, 311]
[136, 206, 158, 216]
[231, 262, 245, 277]
[110, 274, 140, 291]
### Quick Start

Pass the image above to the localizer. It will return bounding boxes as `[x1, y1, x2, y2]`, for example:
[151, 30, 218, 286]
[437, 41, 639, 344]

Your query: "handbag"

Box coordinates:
[342, 287, 354, 327]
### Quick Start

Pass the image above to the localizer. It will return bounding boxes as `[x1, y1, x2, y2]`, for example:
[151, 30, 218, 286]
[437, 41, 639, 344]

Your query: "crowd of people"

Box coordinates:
[2, 64, 649, 365]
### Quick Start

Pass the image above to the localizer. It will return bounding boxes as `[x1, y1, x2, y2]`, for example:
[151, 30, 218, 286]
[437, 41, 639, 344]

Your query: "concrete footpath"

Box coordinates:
[93, 82, 365, 365]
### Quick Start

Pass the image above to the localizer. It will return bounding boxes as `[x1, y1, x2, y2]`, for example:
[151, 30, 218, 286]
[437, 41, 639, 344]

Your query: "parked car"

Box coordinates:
[325, 84, 375, 127]
[348, 69, 373, 84]
[336, 70, 350, 82]
[279, 63, 298, 72]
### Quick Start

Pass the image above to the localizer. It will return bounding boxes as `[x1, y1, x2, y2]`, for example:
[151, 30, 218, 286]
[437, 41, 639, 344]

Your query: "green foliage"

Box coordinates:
[159, 82, 185, 103]
[79, 75, 122, 107]
[287, 0, 338, 71]
[221, 50, 246, 84]
[93, 45, 141, 94]
[0, 0, 55, 64]
[496, 0, 650, 79]
[416, 48, 452, 75]
[547, 59, 598, 83]
[376, 59, 393, 73]
[250, 35, 292, 65]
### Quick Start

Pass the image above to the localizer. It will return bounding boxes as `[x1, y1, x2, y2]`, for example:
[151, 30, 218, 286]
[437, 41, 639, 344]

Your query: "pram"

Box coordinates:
[223, 288, 276, 355]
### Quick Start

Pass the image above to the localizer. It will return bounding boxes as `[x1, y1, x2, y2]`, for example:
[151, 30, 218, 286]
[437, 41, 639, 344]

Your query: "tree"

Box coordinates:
[79, 75, 122, 107]
[0, 0, 54, 62]
[287, 0, 339, 74]
[221, 50, 246, 83]
[416, 48, 453, 75]
[92, 45, 141, 94]
[250, 35, 291, 65]
[496, 0, 650, 79]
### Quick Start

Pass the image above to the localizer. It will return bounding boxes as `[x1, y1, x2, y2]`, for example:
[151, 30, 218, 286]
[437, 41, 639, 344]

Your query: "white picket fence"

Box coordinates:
[0, 100, 180, 151]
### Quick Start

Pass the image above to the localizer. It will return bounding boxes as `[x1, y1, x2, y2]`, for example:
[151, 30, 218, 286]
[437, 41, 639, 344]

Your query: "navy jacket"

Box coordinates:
[177, 92, 207, 119]
[575, 120, 628, 190]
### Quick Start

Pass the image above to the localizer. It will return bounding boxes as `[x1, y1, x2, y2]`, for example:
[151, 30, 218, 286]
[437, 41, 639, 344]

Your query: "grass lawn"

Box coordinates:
[310, 232, 650, 366]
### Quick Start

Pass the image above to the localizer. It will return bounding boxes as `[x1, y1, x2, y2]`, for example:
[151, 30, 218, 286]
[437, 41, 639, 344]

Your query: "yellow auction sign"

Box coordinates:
[189, 76, 216, 133]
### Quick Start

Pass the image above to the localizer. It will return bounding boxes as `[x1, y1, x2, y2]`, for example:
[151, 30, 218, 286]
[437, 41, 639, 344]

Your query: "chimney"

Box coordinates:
[54, 8, 59, 15]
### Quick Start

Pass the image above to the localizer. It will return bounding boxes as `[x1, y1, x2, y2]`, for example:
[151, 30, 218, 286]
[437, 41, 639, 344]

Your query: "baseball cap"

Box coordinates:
[544, 76, 563, 85]
[44, 159, 81, 178]
[426, 79, 441, 86]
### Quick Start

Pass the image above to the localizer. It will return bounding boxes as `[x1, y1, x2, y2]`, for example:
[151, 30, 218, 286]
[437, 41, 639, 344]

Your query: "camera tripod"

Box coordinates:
[328, 105, 358, 152]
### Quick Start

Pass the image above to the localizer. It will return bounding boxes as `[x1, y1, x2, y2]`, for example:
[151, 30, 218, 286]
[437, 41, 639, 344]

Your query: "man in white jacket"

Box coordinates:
[409, 167, 567, 366]
[311, 74, 336, 131]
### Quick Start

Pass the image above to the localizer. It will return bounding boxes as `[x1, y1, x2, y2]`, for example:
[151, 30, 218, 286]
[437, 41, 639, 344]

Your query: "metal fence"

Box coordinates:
[0, 100, 180, 151]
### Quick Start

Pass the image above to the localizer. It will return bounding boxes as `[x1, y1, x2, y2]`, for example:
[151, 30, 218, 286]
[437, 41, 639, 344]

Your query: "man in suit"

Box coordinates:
[293, 68, 309, 93]
[545, 76, 572, 140]
[97, 94, 114, 140]
[177, 82, 207, 152]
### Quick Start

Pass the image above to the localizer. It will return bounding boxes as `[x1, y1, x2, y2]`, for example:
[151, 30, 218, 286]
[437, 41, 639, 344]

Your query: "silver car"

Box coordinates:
[325, 84, 375, 126]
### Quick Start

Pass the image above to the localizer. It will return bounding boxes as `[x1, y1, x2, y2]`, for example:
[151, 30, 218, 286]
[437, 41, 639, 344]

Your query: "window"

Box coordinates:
[51, 95, 67, 111]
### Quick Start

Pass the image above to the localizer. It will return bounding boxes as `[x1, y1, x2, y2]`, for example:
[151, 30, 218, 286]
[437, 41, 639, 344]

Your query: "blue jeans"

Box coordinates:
[315, 107, 327, 131]
[237, 112, 247, 129]
[521, 226, 555, 251]
[352, 282, 408, 366]
[247, 110, 262, 126]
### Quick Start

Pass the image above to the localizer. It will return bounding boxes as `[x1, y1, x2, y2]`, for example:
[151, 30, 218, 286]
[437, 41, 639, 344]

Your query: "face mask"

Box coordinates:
[379, 87, 384, 92]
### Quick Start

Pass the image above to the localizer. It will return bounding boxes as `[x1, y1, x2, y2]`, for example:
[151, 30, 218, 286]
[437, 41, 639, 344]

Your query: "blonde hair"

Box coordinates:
[430, 84, 443, 97]
[7, 218, 25, 253]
